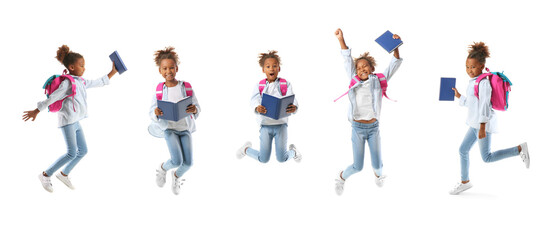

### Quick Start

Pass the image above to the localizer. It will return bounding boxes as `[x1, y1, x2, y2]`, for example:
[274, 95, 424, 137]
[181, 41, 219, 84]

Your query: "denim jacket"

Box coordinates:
[249, 77, 298, 126]
[37, 75, 110, 127]
[148, 81, 201, 138]
[341, 49, 402, 122]
[459, 75, 497, 133]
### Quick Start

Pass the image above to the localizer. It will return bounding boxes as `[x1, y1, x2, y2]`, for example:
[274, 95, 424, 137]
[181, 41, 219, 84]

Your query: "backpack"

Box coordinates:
[155, 81, 193, 100]
[42, 70, 83, 112]
[474, 68, 512, 111]
[259, 78, 287, 96]
[334, 73, 393, 102]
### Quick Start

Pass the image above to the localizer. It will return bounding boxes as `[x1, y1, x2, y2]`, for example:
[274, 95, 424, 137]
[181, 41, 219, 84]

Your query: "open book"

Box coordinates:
[260, 93, 295, 120]
[157, 96, 193, 121]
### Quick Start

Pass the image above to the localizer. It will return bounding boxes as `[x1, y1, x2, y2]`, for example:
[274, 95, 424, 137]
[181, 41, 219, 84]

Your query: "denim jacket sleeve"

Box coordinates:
[286, 80, 298, 114]
[189, 89, 201, 120]
[83, 75, 110, 89]
[341, 48, 356, 80]
[36, 79, 71, 112]
[250, 83, 262, 114]
[382, 56, 403, 81]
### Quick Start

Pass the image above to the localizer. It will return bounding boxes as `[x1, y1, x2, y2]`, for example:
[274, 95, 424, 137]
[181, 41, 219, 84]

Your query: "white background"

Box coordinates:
[1, 0, 557, 239]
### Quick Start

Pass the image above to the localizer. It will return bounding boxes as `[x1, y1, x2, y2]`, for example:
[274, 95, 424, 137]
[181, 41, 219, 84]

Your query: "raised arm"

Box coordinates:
[336, 28, 356, 79]
[335, 28, 348, 50]
[392, 34, 401, 59]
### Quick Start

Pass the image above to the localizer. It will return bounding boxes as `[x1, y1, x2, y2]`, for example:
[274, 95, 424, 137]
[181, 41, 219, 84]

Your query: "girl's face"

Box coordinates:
[68, 58, 85, 76]
[356, 59, 374, 80]
[262, 58, 280, 81]
[466, 58, 484, 78]
[159, 59, 178, 81]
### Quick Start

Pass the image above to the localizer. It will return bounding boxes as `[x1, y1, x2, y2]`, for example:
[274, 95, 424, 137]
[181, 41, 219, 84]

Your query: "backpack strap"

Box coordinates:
[474, 72, 493, 99]
[60, 74, 78, 112]
[156, 81, 193, 100]
[156, 82, 165, 100]
[375, 73, 395, 102]
[334, 75, 360, 102]
[258, 78, 287, 96]
[183, 81, 193, 97]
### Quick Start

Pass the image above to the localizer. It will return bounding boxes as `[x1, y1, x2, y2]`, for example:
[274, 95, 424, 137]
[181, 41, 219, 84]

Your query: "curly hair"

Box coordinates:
[55, 45, 83, 68]
[354, 52, 376, 69]
[154, 46, 180, 66]
[258, 50, 281, 67]
[467, 42, 490, 64]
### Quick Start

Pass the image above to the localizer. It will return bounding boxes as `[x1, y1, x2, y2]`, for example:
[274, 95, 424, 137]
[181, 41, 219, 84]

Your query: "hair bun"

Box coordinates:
[468, 42, 490, 61]
[56, 45, 71, 63]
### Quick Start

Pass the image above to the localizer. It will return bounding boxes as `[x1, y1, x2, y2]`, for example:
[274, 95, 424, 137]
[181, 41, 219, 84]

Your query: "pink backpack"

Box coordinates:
[259, 78, 287, 96]
[474, 68, 512, 111]
[155, 81, 193, 100]
[334, 73, 393, 102]
[42, 70, 84, 112]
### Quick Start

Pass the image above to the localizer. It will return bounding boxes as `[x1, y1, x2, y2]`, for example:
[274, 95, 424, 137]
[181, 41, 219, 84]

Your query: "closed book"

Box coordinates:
[157, 96, 193, 121]
[375, 30, 403, 53]
[261, 93, 295, 120]
[439, 77, 456, 101]
[109, 51, 128, 74]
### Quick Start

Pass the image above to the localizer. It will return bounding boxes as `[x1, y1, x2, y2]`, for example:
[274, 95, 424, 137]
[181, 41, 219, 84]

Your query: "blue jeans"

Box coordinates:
[342, 121, 382, 180]
[45, 122, 88, 176]
[246, 124, 295, 163]
[163, 129, 193, 177]
[459, 127, 519, 181]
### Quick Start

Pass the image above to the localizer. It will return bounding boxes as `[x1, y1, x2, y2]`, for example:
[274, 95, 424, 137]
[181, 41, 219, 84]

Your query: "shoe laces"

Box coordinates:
[451, 182, 465, 191]
[156, 169, 166, 176]
[174, 178, 185, 188]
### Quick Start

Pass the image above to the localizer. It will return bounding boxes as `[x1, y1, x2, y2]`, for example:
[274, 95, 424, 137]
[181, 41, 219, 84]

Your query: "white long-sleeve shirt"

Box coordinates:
[250, 78, 298, 125]
[148, 81, 201, 138]
[459, 75, 497, 133]
[341, 48, 403, 122]
[37, 75, 110, 127]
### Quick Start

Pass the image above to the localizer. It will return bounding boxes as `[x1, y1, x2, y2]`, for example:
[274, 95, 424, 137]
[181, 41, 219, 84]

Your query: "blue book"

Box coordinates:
[439, 77, 456, 101]
[261, 93, 295, 120]
[157, 97, 193, 121]
[109, 51, 127, 74]
[375, 30, 403, 53]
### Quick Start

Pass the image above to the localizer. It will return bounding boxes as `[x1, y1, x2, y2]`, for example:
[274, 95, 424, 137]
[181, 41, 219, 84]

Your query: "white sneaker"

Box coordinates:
[520, 142, 530, 169]
[289, 144, 302, 163]
[156, 163, 167, 188]
[375, 175, 387, 188]
[171, 170, 184, 195]
[55, 172, 74, 190]
[38, 173, 53, 193]
[335, 171, 345, 196]
[449, 182, 473, 195]
[236, 142, 252, 159]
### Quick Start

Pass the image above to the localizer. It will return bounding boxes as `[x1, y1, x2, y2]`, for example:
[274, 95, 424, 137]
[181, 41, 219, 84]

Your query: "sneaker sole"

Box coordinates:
[56, 174, 75, 190]
[522, 143, 530, 169]
[450, 185, 472, 195]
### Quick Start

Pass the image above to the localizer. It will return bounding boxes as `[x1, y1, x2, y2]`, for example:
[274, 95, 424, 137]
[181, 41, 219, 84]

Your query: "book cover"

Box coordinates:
[157, 96, 193, 121]
[109, 51, 128, 74]
[439, 77, 456, 101]
[374, 30, 404, 53]
[261, 93, 295, 120]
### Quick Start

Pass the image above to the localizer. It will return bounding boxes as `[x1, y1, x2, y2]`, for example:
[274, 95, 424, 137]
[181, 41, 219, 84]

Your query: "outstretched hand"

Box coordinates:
[23, 109, 40, 122]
